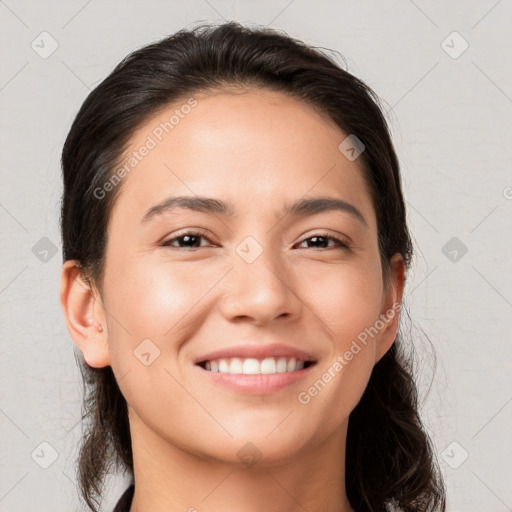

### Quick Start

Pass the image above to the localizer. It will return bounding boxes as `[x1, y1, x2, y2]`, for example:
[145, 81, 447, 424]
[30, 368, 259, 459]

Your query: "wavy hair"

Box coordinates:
[60, 21, 446, 512]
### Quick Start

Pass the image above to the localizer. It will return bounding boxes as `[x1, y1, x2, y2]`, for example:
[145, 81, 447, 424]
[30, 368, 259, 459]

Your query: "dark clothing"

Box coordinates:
[113, 484, 135, 512]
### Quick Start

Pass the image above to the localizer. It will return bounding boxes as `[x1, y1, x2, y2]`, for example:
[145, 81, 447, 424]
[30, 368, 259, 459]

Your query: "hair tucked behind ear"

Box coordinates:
[61, 21, 446, 511]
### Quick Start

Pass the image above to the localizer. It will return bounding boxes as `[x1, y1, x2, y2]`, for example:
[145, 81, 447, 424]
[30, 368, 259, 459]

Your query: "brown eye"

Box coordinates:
[161, 231, 214, 249]
[296, 233, 350, 250]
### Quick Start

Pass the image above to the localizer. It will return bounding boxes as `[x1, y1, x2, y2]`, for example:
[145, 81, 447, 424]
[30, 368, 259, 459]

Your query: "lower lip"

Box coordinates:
[196, 363, 317, 394]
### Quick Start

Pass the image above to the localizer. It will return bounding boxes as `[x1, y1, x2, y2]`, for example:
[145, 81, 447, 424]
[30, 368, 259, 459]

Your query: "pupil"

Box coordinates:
[310, 236, 327, 248]
[183, 235, 198, 246]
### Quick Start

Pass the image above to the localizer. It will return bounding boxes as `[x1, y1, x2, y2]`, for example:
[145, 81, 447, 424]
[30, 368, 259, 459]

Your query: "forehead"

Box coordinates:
[109, 87, 376, 229]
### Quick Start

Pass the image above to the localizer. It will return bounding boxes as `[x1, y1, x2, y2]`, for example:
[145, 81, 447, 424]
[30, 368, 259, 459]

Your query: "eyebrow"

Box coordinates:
[141, 195, 367, 226]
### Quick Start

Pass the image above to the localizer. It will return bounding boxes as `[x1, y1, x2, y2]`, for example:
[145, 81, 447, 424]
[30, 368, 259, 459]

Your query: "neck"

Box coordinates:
[127, 409, 355, 512]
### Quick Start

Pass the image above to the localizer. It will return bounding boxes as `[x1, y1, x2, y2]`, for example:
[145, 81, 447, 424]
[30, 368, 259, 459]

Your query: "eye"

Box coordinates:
[295, 232, 350, 250]
[160, 230, 214, 250]
[160, 230, 350, 251]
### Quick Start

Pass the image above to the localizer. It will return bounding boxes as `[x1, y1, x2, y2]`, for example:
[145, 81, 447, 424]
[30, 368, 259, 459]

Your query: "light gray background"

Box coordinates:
[1, 1, 511, 511]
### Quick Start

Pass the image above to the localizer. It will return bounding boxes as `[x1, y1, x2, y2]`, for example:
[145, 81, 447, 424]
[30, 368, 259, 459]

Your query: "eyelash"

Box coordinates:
[160, 230, 350, 250]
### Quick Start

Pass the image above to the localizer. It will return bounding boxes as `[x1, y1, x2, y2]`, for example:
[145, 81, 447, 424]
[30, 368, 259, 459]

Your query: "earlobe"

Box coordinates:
[374, 253, 406, 363]
[60, 260, 111, 368]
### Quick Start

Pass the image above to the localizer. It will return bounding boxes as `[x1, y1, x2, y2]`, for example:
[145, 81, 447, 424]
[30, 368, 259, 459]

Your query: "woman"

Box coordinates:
[59, 21, 446, 512]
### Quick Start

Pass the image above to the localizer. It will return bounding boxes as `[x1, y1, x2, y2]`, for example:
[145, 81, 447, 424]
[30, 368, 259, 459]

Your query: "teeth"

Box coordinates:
[261, 357, 277, 374]
[218, 359, 229, 373]
[203, 356, 309, 374]
[243, 358, 260, 374]
[276, 357, 288, 373]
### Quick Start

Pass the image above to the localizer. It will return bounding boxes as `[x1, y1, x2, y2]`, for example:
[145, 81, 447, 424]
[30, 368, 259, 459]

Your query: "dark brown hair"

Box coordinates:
[60, 21, 446, 512]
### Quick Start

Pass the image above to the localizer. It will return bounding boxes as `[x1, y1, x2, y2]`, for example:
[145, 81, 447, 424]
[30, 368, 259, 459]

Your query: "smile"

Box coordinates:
[196, 357, 317, 395]
[198, 357, 315, 375]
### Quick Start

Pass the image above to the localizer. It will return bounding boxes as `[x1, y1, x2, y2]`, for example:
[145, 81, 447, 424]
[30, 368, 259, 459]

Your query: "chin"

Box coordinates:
[219, 430, 313, 469]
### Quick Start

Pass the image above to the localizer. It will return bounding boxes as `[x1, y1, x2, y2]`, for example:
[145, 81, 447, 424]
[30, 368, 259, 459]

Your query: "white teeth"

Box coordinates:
[203, 356, 310, 374]
[230, 357, 243, 374]
[242, 358, 260, 374]
[260, 357, 277, 374]
[218, 359, 229, 373]
[276, 357, 287, 373]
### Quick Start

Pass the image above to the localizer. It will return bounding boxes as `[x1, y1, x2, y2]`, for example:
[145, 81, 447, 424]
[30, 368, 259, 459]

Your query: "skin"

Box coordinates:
[61, 87, 405, 512]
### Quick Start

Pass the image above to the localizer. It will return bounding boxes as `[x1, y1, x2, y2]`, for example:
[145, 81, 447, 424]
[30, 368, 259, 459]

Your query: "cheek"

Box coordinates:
[102, 258, 214, 446]
[298, 257, 383, 397]
[300, 256, 384, 342]
[289, 278, 383, 444]
[105, 255, 213, 339]
[102, 256, 230, 399]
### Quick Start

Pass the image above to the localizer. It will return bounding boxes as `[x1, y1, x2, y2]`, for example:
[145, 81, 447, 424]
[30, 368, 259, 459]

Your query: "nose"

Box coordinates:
[218, 245, 303, 326]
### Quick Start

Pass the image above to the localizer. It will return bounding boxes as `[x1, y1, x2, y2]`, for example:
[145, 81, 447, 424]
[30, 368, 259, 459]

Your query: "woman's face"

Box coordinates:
[84, 87, 403, 465]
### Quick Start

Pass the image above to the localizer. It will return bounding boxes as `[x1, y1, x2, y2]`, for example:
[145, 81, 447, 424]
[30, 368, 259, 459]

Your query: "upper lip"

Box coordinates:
[194, 343, 318, 364]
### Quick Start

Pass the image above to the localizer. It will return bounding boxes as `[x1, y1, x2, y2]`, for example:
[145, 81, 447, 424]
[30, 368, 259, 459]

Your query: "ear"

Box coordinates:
[374, 253, 405, 363]
[60, 260, 111, 368]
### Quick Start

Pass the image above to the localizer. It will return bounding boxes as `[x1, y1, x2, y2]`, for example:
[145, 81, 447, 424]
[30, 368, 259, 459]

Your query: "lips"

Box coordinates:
[194, 343, 318, 394]
[194, 342, 318, 367]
